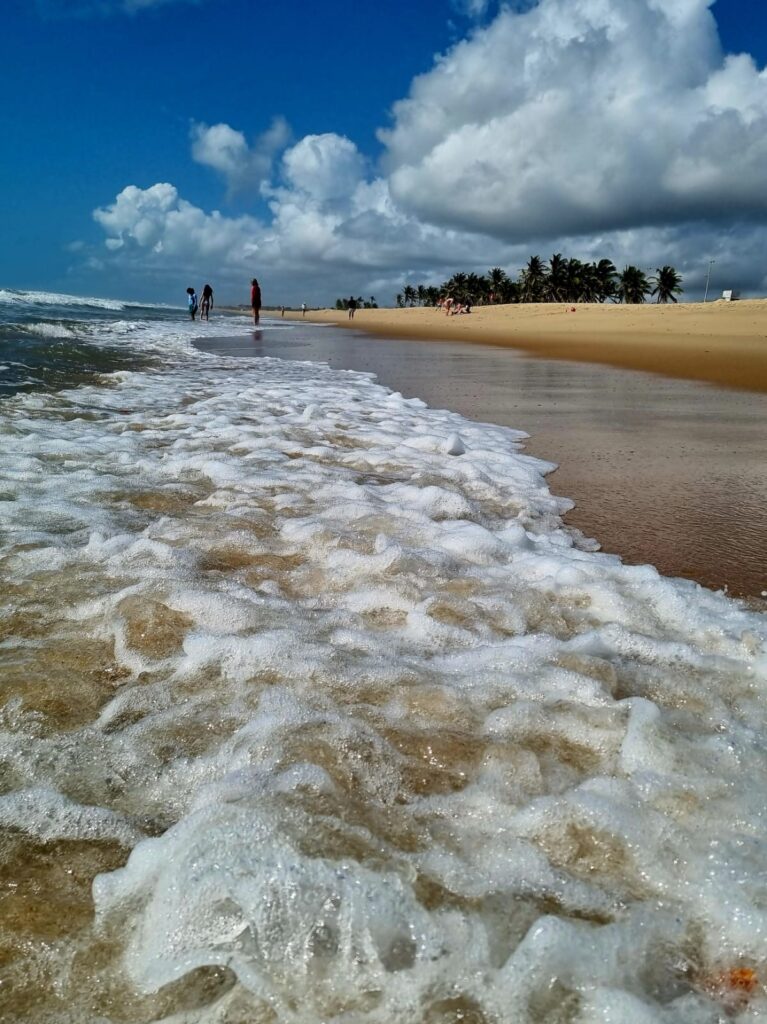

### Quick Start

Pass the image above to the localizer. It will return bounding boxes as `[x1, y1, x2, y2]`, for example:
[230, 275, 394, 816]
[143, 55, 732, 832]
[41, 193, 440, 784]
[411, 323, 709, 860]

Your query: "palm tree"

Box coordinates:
[617, 266, 651, 304]
[564, 258, 586, 303]
[403, 284, 417, 307]
[519, 256, 547, 302]
[651, 266, 683, 303]
[547, 254, 568, 302]
[578, 262, 601, 303]
[487, 267, 508, 303]
[465, 272, 484, 305]
[594, 259, 618, 302]
[446, 272, 468, 302]
[395, 293, 404, 308]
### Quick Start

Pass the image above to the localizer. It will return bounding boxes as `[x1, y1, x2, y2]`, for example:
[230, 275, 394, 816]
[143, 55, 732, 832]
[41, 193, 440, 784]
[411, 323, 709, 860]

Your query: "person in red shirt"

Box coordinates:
[250, 278, 261, 325]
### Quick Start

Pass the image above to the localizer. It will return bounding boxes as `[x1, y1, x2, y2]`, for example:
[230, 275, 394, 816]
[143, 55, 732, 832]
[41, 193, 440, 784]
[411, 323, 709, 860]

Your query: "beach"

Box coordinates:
[1, 293, 766, 1022]
[304, 300, 767, 394]
[203, 317, 767, 599]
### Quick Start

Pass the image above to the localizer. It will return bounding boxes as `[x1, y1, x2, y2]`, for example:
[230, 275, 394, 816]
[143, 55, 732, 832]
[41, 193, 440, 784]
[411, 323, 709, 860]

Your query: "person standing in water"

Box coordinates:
[250, 278, 262, 325]
[186, 287, 198, 320]
[200, 283, 214, 320]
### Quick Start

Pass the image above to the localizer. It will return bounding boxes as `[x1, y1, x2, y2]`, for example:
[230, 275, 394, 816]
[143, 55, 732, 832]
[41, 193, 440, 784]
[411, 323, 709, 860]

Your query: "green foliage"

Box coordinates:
[391, 255, 677, 307]
[617, 266, 652, 304]
[651, 266, 684, 304]
[339, 257, 681, 308]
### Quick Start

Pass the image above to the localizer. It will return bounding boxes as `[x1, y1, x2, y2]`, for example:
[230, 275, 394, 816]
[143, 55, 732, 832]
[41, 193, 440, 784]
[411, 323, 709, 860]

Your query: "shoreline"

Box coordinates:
[196, 326, 767, 599]
[303, 300, 767, 394]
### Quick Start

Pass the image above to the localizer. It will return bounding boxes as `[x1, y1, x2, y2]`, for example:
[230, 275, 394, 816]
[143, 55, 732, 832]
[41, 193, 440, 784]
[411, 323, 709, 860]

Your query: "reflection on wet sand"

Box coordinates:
[199, 323, 767, 597]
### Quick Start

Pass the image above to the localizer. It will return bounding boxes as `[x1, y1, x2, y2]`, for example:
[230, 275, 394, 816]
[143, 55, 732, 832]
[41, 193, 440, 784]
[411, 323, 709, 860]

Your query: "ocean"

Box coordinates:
[1, 289, 766, 1022]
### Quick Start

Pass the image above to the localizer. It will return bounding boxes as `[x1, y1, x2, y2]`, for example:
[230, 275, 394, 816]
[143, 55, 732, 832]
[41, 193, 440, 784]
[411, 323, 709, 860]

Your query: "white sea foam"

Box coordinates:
[0, 351, 765, 1022]
[0, 287, 132, 311]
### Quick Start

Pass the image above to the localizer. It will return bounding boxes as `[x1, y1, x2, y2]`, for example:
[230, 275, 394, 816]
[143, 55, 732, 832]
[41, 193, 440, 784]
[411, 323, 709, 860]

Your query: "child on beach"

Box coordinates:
[200, 284, 213, 320]
[186, 287, 198, 320]
[250, 278, 261, 325]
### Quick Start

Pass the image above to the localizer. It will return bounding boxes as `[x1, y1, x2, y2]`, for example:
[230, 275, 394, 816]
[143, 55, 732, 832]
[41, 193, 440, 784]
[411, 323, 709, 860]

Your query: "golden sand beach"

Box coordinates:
[305, 299, 767, 394]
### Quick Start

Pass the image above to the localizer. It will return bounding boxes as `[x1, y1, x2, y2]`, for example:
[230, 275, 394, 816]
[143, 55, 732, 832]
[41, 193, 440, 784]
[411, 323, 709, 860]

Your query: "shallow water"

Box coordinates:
[1, 304, 766, 1022]
[198, 323, 767, 598]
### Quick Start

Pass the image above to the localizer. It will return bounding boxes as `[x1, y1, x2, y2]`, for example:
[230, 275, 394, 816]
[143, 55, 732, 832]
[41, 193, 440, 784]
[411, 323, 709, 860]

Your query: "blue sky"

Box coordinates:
[2, 0, 766, 304]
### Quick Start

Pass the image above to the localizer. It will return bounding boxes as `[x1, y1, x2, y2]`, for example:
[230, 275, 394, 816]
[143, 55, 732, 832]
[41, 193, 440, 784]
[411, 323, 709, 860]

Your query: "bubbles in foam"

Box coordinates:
[0, 351, 765, 1022]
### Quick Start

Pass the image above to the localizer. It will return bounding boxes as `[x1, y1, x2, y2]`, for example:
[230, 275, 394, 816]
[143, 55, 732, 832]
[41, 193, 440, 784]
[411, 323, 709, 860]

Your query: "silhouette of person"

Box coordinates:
[250, 278, 262, 325]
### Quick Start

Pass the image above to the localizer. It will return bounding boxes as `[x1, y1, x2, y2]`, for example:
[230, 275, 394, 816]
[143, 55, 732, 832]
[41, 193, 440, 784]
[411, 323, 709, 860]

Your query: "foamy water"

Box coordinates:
[0, 295, 766, 1022]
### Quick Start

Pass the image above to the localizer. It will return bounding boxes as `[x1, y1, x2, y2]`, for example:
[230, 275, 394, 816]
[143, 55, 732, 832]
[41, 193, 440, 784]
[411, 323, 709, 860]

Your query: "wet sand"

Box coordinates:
[305, 300, 767, 394]
[199, 320, 767, 599]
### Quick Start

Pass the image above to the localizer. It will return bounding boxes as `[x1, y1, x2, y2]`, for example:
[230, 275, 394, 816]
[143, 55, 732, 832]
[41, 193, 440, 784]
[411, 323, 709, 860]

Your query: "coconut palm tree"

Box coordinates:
[446, 272, 469, 302]
[564, 258, 587, 303]
[487, 267, 508, 302]
[519, 256, 547, 302]
[578, 262, 602, 303]
[594, 259, 618, 302]
[465, 272, 484, 304]
[651, 266, 683, 303]
[403, 284, 417, 307]
[547, 253, 568, 301]
[395, 293, 404, 308]
[617, 266, 651, 304]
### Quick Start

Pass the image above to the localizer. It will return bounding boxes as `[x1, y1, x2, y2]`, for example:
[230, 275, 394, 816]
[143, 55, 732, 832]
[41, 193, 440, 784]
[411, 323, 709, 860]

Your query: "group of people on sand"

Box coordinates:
[186, 284, 214, 321]
[437, 295, 472, 316]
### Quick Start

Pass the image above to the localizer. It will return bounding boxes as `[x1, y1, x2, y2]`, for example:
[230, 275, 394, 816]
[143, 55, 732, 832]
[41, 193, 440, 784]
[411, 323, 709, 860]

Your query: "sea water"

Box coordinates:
[0, 290, 765, 1023]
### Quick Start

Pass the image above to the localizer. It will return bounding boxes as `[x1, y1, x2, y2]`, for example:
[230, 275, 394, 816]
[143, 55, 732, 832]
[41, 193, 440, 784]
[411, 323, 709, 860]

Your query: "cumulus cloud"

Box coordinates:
[191, 118, 291, 195]
[93, 183, 263, 261]
[280, 134, 366, 203]
[381, 0, 767, 241]
[89, 0, 767, 302]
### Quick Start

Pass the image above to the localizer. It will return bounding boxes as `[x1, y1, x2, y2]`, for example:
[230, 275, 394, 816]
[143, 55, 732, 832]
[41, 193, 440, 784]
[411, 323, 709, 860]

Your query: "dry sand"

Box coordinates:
[305, 300, 767, 393]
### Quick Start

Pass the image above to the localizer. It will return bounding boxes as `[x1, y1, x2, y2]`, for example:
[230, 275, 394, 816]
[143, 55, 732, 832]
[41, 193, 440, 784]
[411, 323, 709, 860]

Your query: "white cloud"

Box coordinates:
[280, 134, 366, 203]
[93, 183, 264, 264]
[89, 0, 767, 303]
[191, 117, 291, 194]
[36, 0, 199, 15]
[450, 0, 492, 19]
[380, 0, 767, 241]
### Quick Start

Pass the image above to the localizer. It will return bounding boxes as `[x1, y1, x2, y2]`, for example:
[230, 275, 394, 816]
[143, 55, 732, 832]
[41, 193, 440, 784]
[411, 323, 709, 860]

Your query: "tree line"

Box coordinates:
[335, 295, 379, 310]
[395, 257, 683, 307]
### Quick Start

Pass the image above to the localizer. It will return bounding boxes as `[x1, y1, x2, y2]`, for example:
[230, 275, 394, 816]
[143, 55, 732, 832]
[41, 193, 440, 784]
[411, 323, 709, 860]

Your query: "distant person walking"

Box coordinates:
[250, 278, 261, 325]
[186, 287, 198, 320]
[301, 302, 307, 317]
[200, 283, 213, 320]
[347, 296, 357, 319]
[280, 305, 285, 317]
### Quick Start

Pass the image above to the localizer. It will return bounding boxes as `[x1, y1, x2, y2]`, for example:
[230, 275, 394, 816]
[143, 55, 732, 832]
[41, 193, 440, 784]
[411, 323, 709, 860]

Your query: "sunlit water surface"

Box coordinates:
[1, 300, 766, 1023]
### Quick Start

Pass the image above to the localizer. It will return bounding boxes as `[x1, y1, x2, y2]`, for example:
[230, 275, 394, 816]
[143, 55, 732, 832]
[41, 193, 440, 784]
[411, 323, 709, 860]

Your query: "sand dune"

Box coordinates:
[305, 300, 767, 393]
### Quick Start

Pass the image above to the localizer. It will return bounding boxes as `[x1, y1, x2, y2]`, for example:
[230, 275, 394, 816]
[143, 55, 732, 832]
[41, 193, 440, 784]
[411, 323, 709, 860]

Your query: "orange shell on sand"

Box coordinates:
[698, 966, 760, 1008]
[725, 967, 759, 992]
